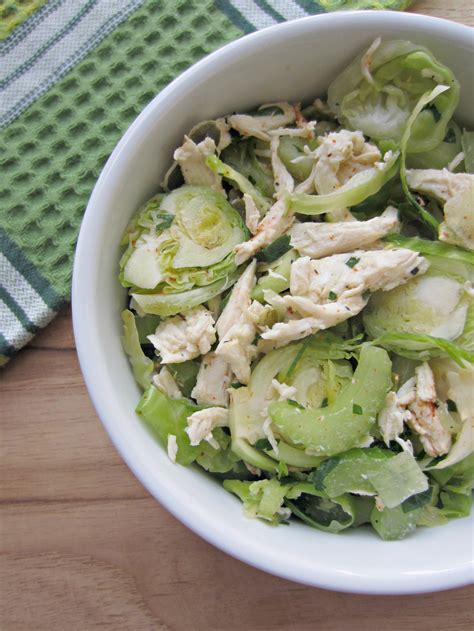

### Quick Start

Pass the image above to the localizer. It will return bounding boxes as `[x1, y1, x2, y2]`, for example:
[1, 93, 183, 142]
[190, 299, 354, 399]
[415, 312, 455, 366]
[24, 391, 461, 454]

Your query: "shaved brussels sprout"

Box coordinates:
[328, 39, 459, 153]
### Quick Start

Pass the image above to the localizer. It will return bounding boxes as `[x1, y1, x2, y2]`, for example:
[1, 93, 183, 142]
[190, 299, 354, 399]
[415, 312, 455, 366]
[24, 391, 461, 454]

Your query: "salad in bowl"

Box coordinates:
[118, 38, 473, 541]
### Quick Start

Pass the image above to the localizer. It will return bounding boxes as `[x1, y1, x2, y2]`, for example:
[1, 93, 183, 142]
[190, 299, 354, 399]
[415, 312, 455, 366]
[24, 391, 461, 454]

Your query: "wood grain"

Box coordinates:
[2, 4, 474, 628]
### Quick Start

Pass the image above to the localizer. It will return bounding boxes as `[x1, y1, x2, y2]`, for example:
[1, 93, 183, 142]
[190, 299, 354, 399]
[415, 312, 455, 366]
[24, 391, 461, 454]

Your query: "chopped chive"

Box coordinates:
[321, 398, 328, 408]
[345, 256, 360, 269]
[256, 235, 291, 263]
[328, 290, 337, 301]
[287, 399, 304, 409]
[447, 399, 458, 412]
[353, 403, 363, 415]
[255, 438, 272, 450]
[155, 210, 174, 230]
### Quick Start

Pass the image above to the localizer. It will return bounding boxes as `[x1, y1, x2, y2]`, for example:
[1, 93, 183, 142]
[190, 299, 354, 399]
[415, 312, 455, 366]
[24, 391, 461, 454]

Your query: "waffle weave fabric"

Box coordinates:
[0, 0, 413, 363]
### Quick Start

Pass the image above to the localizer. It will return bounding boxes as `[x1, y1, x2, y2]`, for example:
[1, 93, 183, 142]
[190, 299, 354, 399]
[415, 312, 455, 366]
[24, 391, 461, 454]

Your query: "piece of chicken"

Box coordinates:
[407, 363, 452, 457]
[234, 197, 293, 265]
[215, 260, 263, 384]
[148, 306, 216, 363]
[153, 367, 182, 399]
[261, 248, 428, 347]
[185, 407, 229, 449]
[191, 352, 232, 407]
[228, 102, 296, 141]
[173, 136, 223, 192]
[290, 206, 400, 258]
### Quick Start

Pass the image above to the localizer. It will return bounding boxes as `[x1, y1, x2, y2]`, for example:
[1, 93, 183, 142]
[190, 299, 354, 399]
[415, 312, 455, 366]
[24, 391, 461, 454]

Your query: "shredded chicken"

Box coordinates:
[405, 168, 474, 203]
[290, 249, 428, 303]
[268, 121, 316, 139]
[191, 352, 232, 407]
[270, 134, 295, 198]
[216, 260, 256, 339]
[173, 136, 223, 192]
[262, 416, 279, 454]
[440, 181, 474, 250]
[153, 367, 182, 399]
[148, 306, 216, 363]
[293, 129, 382, 220]
[314, 130, 382, 193]
[261, 248, 428, 347]
[214, 117, 232, 152]
[243, 193, 261, 235]
[185, 407, 229, 449]
[215, 260, 262, 384]
[290, 206, 400, 258]
[407, 363, 452, 457]
[234, 197, 293, 265]
[260, 299, 365, 348]
[228, 102, 296, 141]
[271, 379, 297, 402]
[406, 168, 474, 249]
[378, 391, 413, 454]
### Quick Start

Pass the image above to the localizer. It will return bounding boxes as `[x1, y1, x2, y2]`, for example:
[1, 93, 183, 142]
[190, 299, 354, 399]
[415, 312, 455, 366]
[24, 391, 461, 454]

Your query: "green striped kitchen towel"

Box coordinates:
[0, 0, 413, 364]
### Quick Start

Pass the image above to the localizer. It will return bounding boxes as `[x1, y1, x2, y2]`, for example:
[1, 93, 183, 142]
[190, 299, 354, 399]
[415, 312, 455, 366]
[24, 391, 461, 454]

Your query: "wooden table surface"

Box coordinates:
[2, 2, 474, 628]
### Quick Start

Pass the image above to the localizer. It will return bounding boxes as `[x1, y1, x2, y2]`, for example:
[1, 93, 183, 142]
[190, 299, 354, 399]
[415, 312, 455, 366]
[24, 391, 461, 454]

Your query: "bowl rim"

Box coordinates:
[73, 9, 474, 595]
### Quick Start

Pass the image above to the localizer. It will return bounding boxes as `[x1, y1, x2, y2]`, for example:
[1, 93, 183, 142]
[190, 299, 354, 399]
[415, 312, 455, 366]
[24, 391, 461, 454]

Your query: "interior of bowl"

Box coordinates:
[73, 11, 474, 594]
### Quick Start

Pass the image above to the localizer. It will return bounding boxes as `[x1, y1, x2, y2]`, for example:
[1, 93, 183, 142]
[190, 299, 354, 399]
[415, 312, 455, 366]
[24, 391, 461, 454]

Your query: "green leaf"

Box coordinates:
[384, 233, 474, 267]
[401, 487, 433, 513]
[121, 309, 154, 390]
[370, 504, 418, 541]
[371, 332, 474, 367]
[206, 154, 271, 212]
[136, 386, 201, 466]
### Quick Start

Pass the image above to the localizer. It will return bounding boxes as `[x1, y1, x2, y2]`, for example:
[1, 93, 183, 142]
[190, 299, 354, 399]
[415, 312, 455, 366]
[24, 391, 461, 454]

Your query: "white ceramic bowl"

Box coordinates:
[73, 10, 474, 594]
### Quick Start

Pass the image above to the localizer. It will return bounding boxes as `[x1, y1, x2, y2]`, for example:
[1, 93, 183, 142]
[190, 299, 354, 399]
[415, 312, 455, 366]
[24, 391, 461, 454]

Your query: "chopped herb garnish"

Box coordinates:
[255, 438, 272, 450]
[352, 403, 363, 415]
[155, 210, 174, 230]
[229, 382, 244, 389]
[256, 235, 291, 263]
[447, 399, 458, 412]
[283, 338, 310, 382]
[345, 256, 360, 269]
[308, 456, 342, 491]
[287, 399, 304, 409]
[320, 398, 328, 408]
[328, 290, 337, 301]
